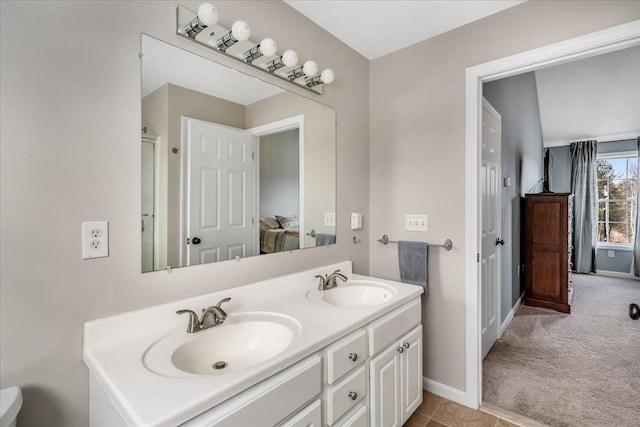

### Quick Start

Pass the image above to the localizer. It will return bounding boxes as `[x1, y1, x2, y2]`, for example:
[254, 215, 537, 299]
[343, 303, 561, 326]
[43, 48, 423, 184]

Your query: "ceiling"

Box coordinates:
[284, 0, 526, 59]
[141, 36, 284, 106]
[536, 46, 640, 147]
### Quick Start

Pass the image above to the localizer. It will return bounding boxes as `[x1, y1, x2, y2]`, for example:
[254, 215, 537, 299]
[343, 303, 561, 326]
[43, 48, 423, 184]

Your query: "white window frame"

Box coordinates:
[596, 150, 637, 250]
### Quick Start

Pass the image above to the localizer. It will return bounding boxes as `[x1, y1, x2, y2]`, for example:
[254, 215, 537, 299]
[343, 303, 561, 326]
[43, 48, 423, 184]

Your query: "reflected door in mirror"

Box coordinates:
[183, 117, 254, 265]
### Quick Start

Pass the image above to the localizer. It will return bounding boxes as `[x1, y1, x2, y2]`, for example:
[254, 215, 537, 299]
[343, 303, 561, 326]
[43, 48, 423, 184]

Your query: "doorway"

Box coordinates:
[465, 20, 640, 408]
[248, 115, 306, 248]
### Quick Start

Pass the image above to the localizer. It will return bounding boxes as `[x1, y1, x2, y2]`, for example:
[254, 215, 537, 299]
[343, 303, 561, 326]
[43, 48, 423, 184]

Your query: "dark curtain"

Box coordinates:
[570, 140, 597, 273]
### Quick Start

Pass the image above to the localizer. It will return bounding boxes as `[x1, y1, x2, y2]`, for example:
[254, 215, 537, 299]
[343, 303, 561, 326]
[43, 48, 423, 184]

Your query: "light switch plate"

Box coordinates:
[405, 214, 428, 232]
[82, 221, 109, 259]
[351, 212, 362, 230]
[324, 212, 336, 227]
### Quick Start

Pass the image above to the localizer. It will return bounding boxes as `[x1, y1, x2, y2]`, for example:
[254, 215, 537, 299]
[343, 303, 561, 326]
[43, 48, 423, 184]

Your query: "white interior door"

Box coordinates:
[481, 98, 501, 360]
[183, 117, 254, 265]
[141, 139, 155, 273]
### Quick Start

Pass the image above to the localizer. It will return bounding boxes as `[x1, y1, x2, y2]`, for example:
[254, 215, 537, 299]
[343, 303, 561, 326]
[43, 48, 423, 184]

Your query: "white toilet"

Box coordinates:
[0, 387, 22, 427]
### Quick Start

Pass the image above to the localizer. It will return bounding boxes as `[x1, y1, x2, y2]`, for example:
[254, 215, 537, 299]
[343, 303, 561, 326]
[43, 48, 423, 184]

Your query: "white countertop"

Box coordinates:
[83, 261, 423, 426]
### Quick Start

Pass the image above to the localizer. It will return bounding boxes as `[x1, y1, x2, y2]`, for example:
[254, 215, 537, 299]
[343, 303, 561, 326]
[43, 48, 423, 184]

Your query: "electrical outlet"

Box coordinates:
[405, 214, 428, 232]
[82, 221, 109, 259]
[608, 250, 615, 258]
[324, 212, 336, 227]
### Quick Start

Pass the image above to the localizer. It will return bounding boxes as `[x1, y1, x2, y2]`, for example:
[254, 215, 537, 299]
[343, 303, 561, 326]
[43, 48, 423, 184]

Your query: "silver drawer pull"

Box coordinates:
[403, 342, 410, 349]
[396, 346, 404, 353]
[348, 352, 358, 362]
[348, 391, 357, 400]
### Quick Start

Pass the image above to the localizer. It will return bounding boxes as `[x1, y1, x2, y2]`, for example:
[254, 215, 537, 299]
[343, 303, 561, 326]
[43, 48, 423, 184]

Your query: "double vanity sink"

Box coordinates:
[84, 261, 422, 426]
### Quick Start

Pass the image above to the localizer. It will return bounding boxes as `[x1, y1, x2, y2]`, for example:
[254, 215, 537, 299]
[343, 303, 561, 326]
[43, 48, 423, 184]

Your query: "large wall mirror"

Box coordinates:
[141, 35, 336, 273]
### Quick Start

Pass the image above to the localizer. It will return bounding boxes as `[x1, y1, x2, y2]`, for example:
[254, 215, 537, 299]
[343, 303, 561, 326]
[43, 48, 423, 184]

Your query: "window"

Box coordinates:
[597, 152, 637, 245]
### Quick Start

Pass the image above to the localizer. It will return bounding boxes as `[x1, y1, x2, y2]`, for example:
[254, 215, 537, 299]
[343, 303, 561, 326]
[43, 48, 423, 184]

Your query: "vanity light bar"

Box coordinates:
[177, 3, 335, 94]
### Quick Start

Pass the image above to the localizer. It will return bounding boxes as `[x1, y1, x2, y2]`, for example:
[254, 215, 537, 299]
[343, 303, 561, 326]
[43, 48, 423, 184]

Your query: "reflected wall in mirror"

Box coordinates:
[141, 35, 336, 272]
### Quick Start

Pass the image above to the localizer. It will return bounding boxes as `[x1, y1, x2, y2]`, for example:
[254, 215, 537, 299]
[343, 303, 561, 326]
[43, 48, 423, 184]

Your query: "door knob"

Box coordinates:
[191, 237, 202, 245]
[495, 238, 505, 246]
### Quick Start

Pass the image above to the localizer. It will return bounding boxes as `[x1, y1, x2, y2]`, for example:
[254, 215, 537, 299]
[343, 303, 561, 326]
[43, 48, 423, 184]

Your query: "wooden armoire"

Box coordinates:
[523, 193, 573, 313]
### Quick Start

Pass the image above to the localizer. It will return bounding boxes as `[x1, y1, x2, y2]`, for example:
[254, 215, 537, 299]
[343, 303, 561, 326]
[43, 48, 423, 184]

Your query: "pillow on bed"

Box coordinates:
[260, 216, 281, 229]
[276, 215, 299, 229]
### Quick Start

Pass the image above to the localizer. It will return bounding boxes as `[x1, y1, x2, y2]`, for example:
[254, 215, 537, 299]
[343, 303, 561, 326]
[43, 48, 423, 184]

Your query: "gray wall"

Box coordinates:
[550, 139, 638, 273]
[483, 72, 544, 322]
[369, 1, 640, 393]
[596, 248, 634, 272]
[260, 129, 300, 218]
[0, 2, 370, 426]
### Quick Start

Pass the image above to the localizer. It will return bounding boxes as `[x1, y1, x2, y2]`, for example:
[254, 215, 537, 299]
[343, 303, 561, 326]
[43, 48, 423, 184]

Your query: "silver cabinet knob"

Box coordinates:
[348, 391, 357, 400]
[396, 346, 404, 353]
[348, 352, 358, 362]
[403, 342, 410, 349]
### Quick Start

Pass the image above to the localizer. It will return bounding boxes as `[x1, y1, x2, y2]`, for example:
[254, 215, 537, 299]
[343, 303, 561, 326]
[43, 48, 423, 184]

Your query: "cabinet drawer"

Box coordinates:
[279, 399, 322, 427]
[327, 330, 366, 384]
[326, 365, 366, 425]
[338, 404, 367, 427]
[185, 356, 321, 427]
[368, 299, 421, 356]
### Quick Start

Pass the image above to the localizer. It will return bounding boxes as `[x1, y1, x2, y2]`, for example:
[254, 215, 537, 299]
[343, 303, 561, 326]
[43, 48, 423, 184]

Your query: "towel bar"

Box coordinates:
[377, 234, 453, 251]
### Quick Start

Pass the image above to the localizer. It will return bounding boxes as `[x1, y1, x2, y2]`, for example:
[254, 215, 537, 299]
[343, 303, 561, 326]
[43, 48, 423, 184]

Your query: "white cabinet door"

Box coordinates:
[369, 342, 401, 427]
[400, 325, 423, 423]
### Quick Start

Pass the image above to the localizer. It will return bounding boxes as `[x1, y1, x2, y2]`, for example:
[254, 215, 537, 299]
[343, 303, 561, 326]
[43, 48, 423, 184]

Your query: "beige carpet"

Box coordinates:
[483, 274, 640, 427]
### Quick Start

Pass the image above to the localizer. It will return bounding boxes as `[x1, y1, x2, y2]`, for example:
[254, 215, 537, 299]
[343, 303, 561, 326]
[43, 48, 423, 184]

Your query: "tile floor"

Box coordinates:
[404, 391, 519, 427]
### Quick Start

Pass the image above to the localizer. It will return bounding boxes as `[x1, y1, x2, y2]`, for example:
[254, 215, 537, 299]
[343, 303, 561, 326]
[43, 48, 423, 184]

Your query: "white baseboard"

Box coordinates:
[595, 270, 638, 279]
[422, 377, 466, 405]
[499, 292, 524, 337]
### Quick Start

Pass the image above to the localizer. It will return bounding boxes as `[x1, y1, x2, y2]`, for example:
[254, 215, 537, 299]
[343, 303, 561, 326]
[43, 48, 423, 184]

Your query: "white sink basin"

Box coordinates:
[306, 280, 397, 307]
[143, 312, 301, 377]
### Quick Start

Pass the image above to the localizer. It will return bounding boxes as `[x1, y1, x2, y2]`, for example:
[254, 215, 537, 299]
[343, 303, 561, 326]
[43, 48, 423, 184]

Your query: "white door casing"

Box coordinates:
[181, 117, 254, 265]
[480, 99, 501, 360]
[465, 20, 640, 408]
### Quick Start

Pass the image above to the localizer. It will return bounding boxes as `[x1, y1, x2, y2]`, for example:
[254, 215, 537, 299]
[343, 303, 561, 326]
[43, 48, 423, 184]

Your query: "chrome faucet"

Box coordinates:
[176, 297, 231, 333]
[316, 269, 348, 291]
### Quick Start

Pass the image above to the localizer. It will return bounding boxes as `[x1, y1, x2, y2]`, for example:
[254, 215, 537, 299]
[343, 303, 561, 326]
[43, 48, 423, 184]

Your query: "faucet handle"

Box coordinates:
[216, 297, 231, 308]
[315, 274, 327, 290]
[176, 309, 200, 333]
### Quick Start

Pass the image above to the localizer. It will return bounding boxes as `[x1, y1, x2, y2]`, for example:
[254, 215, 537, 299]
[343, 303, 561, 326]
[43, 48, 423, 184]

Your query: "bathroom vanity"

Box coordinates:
[84, 261, 423, 426]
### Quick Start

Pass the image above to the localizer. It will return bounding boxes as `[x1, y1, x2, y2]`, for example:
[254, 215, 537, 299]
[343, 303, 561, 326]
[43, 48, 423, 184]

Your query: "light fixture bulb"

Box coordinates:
[259, 38, 278, 57]
[282, 50, 299, 68]
[197, 3, 219, 27]
[320, 68, 335, 84]
[302, 60, 318, 76]
[231, 21, 251, 42]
